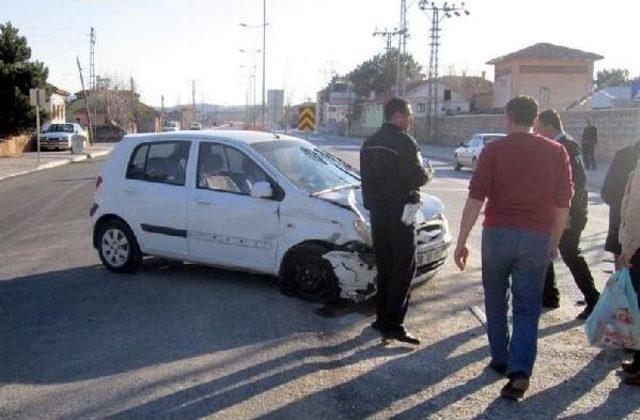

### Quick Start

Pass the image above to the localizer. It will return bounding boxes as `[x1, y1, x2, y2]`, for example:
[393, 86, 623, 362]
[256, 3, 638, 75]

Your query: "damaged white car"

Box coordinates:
[91, 131, 451, 303]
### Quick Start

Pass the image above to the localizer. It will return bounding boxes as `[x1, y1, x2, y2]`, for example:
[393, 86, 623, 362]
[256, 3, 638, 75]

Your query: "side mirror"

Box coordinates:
[250, 181, 273, 199]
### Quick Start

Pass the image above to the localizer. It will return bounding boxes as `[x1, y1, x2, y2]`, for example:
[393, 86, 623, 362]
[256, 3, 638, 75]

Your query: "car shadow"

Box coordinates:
[0, 258, 344, 385]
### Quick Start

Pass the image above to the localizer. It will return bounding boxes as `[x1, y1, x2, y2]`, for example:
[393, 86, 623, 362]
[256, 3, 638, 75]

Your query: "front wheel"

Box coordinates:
[97, 219, 142, 273]
[279, 244, 340, 303]
[472, 157, 478, 172]
[453, 155, 462, 171]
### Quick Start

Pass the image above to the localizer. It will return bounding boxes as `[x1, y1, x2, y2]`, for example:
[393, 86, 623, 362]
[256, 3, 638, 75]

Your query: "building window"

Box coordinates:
[328, 106, 336, 112]
[444, 89, 452, 101]
[418, 103, 426, 113]
[540, 87, 550, 109]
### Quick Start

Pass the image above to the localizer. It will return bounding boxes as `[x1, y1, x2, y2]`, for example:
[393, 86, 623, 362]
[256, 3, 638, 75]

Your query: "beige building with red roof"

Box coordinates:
[487, 43, 603, 110]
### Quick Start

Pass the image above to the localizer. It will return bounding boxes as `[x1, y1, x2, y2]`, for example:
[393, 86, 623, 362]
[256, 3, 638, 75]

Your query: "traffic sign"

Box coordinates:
[29, 88, 46, 108]
[298, 106, 315, 131]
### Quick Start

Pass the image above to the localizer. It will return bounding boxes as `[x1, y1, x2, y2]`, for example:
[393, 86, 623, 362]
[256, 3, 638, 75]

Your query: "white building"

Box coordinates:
[405, 76, 493, 117]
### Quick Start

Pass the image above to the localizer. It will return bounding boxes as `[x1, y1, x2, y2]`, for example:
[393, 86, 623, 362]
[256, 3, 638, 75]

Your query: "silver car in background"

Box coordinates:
[453, 133, 506, 171]
[40, 123, 88, 151]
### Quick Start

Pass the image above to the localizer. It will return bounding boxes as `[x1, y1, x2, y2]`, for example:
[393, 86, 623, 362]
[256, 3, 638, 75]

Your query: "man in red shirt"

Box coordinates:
[453, 96, 573, 400]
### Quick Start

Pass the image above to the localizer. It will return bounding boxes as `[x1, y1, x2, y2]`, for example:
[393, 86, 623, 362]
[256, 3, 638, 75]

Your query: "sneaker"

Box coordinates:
[577, 303, 596, 320]
[621, 360, 640, 375]
[500, 376, 530, 400]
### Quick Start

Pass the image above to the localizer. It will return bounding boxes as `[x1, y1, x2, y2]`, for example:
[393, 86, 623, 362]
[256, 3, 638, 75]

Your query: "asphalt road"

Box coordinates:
[1, 143, 639, 419]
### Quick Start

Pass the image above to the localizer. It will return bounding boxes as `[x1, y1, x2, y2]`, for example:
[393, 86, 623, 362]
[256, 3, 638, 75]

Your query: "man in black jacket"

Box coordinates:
[582, 119, 598, 170]
[360, 97, 431, 345]
[601, 140, 640, 269]
[536, 110, 600, 319]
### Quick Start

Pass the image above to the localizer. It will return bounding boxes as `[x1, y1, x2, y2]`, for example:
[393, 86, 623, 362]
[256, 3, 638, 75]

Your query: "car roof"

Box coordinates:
[122, 130, 304, 146]
[472, 133, 506, 137]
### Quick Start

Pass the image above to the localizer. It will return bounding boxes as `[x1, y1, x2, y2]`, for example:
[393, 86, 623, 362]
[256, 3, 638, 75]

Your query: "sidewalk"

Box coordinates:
[0, 142, 117, 181]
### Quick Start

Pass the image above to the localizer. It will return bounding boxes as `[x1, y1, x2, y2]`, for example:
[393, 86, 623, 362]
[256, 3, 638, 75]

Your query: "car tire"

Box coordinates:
[453, 155, 462, 171]
[472, 157, 478, 172]
[279, 244, 340, 303]
[97, 219, 142, 273]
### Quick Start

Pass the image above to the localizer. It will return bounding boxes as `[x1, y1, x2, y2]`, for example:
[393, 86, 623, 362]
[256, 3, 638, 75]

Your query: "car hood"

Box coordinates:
[42, 132, 72, 138]
[454, 146, 466, 154]
[314, 188, 444, 222]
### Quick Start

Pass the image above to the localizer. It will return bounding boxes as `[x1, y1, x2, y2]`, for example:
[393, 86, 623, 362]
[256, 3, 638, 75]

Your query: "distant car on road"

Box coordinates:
[91, 131, 451, 303]
[453, 133, 506, 171]
[40, 123, 88, 151]
[189, 122, 203, 130]
[162, 121, 180, 132]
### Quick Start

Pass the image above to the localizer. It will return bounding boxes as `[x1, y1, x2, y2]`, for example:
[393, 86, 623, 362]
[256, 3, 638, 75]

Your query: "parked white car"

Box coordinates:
[453, 133, 506, 171]
[162, 121, 180, 132]
[91, 131, 451, 303]
[189, 122, 203, 130]
[40, 123, 88, 151]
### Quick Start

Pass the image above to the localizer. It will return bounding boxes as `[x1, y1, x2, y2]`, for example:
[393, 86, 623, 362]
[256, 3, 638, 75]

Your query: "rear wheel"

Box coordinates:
[453, 155, 462, 171]
[279, 244, 340, 303]
[472, 157, 478, 172]
[97, 219, 142, 273]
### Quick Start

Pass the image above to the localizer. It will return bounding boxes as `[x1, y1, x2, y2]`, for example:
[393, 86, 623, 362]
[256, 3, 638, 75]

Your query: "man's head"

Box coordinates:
[505, 96, 538, 133]
[535, 109, 563, 138]
[384, 97, 413, 132]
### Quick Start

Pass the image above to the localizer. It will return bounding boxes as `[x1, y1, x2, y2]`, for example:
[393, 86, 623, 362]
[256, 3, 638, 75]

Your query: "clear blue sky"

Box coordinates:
[3, 0, 638, 107]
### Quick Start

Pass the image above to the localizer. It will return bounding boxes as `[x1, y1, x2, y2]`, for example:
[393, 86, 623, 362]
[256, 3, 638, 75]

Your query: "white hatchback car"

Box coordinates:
[91, 131, 451, 303]
[453, 133, 506, 171]
[41, 123, 88, 151]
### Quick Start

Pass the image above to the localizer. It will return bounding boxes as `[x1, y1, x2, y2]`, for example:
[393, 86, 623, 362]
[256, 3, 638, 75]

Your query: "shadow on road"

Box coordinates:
[0, 259, 337, 385]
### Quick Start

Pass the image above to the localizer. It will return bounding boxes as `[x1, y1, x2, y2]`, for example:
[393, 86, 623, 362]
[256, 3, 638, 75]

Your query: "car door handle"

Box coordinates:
[123, 187, 138, 194]
[195, 197, 212, 205]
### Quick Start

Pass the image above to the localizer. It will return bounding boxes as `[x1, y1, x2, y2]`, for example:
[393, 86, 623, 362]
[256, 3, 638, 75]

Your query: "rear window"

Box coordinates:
[126, 141, 191, 186]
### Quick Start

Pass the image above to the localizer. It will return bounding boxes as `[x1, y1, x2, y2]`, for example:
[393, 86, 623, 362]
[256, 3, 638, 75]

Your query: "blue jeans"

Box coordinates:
[482, 226, 551, 377]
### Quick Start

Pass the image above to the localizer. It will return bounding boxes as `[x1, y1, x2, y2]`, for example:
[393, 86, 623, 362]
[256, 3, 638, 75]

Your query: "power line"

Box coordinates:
[419, 1, 470, 143]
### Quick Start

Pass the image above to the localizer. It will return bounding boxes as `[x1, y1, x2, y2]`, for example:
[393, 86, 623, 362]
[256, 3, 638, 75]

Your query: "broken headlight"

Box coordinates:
[354, 219, 372, 246]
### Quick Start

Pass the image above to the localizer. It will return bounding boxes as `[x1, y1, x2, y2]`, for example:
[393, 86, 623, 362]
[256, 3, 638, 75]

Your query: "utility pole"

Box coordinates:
[130, 76, 136, 132]
[76, 56, 94, 145]
[89, 27, 96, 91]
[395, 0, 409, 96]
[419, 1, 469, 143]
[373, 28, 398, 57]
[262, 0, 267, 128]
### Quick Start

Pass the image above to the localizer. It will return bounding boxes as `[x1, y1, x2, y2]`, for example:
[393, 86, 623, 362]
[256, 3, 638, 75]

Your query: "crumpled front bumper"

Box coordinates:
[323, 236, 450, 303]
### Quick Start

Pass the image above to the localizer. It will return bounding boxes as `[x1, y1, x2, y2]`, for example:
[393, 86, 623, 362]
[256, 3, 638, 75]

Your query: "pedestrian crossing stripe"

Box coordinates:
[298, 106, 315, 131]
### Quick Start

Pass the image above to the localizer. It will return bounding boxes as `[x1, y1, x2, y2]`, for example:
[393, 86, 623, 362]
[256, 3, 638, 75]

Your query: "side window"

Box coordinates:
[126, 144, 149, 180]
[125, 141, 190, 186]
[197, 143, 268, 195]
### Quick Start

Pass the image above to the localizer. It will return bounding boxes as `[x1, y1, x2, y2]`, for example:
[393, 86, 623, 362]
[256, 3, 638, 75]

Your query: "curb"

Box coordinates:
[0, 150, 111, 182]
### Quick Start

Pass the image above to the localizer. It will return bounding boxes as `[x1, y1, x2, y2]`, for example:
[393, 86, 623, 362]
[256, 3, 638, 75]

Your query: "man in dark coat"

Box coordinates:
[582, 119, 598, 170]
[360, 97, 431, 345]
[601, 140, 640, 269]
[536, 110, 600, 319]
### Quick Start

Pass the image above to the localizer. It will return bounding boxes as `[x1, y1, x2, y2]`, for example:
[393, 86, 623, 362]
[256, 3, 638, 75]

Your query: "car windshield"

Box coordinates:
[47, 124, 74, 133]
[251, 139, 360, 194]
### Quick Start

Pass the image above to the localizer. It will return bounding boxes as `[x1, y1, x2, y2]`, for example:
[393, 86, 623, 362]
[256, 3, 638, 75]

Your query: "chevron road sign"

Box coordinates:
[298, 106, 316, 131]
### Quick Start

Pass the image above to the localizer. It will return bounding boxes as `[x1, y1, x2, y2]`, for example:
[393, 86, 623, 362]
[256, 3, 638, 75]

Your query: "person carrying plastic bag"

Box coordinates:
[585, 269, 640, 349]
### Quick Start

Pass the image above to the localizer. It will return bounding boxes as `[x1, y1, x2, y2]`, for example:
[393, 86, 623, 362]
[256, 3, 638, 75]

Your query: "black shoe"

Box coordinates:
[487, 361, 507, 376]
[542, 299, 560, 309]
[622, 360, 640, 375]
[500, 376, 529, 400]
[577, 302, 597, 320]
[383, 330, 421, 345]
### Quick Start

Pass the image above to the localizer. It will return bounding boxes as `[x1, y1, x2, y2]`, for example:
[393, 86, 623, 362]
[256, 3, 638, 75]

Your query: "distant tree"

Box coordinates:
[0, 22, 48, 137]
[346, 49, 423, 99]
[596, 68, 630, 89]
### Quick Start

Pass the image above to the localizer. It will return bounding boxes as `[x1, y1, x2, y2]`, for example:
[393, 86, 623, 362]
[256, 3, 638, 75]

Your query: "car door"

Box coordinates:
[186, 141, 280, 273]
[121, 140, 191, 258]
[459, 137, 479, 165]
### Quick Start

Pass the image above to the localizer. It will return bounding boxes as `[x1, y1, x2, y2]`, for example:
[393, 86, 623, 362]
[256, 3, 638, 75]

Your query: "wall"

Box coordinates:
[492, 58, 594, 110]
[413, 108, 640, 160]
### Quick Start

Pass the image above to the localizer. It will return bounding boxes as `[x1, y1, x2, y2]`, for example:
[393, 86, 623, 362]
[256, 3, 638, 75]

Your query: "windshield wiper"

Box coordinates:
[310, 183, 361, 197]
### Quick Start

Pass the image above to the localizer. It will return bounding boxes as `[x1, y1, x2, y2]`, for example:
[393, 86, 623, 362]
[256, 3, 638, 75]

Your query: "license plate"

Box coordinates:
[417, 247, 443, 266]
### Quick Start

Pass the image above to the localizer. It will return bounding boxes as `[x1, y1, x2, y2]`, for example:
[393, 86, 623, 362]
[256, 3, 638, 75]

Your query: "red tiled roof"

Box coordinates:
[487, 43, 603, 65]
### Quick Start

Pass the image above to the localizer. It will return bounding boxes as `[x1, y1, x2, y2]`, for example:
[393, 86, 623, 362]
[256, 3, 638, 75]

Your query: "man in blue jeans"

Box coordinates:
[453, 96, 574, 400]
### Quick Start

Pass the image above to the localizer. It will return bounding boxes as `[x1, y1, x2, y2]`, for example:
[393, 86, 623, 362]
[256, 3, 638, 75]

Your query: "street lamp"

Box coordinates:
[239, 47, 262, 126]
[240, 14, 269, 128]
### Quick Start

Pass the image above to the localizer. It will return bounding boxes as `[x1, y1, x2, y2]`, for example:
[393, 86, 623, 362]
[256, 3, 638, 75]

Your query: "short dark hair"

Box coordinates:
[384, 97, 410, 121]
[538, 109, 563, 132]
[506, 96, 538, 126]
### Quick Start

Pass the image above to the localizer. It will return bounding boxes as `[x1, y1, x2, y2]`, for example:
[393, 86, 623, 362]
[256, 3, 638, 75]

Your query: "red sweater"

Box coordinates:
[469, 132, 574, 235]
